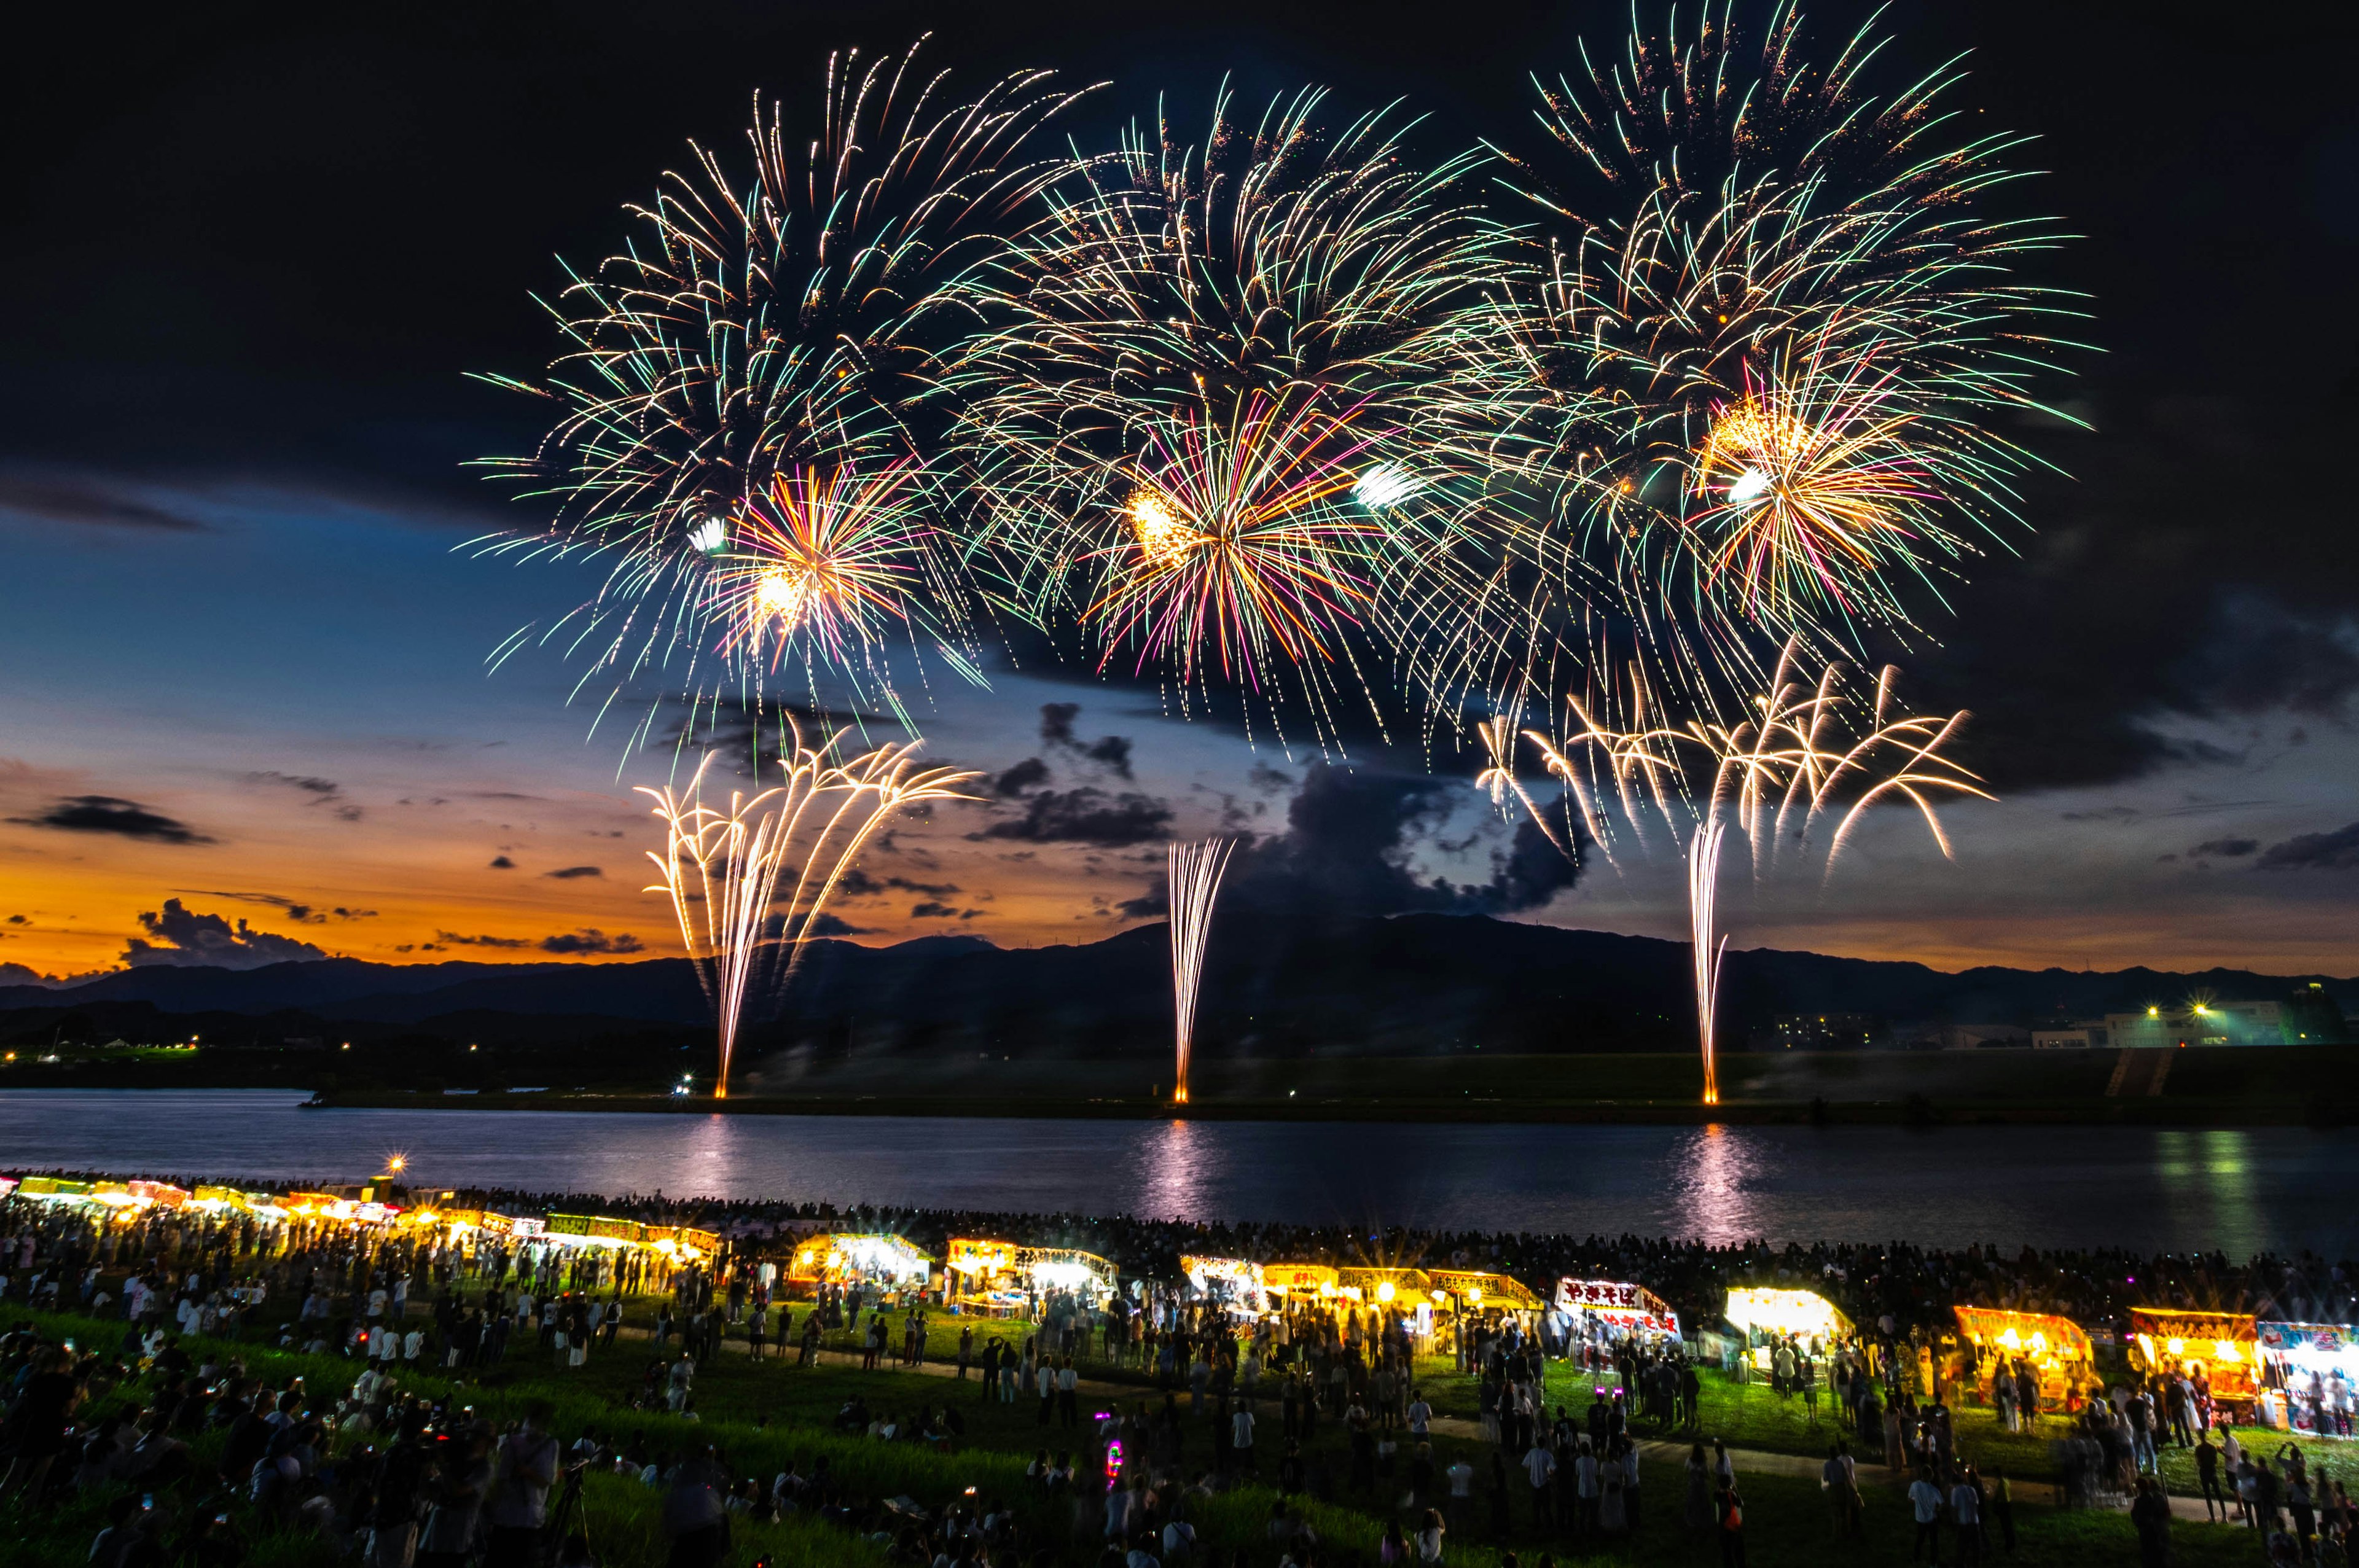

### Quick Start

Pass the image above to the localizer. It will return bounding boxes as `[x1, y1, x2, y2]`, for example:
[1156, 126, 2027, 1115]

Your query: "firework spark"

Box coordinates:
[641, 728, 981, 1096]
[1167, 837, 1235, 1106]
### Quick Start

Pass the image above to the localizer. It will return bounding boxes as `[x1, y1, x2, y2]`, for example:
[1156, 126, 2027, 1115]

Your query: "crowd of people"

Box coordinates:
[7, 1171, 2359, 1566]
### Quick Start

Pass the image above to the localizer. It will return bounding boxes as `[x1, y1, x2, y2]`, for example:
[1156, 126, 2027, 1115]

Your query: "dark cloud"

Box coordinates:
[1247, 762, 1294, 794]
[974, 787, 1174, 847]
[246, 771, 340, 796]
[11, 795, 213, 844]
[2257, 822, 2359, 872]
[992, 757, 1052, 798]
[6, 915, 25, 924]
[0, 470, 206, 530]
[488, 855, 515, 869]
[2189, 837, 2259, 859]
[885, 876, 961, 897]
[1036, 703, 1136, 779]
[538, 928, 643, 955]
[1219, 765, 1583, 921]
[802, 913, 871, 938]
[542, 865, 603, 880]
[123, 898, 327, 969]
[910, 901, 958, 919]
[178, 889, 374, 924]
[434, 930, 531, 948]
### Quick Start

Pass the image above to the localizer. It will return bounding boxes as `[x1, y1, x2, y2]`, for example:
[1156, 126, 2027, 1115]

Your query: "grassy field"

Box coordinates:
[1, 1295, 2274, 1567]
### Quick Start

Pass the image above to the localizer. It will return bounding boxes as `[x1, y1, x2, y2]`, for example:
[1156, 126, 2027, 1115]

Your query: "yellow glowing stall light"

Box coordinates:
[2127, 1308, 2259, 1402]
[1431, 1270, 1546, 1311]
[1181, 1255, 1267, 1298]
[1725, 1287, 1853, 1340]
[1263, 1263, 1341, 1297]
[789, 1233, 933, 1285]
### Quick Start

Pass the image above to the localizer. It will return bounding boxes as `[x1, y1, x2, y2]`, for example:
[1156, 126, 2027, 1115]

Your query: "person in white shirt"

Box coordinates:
[1522, 1441, 1556, 1529]
[1407, 1391, 1432, 1443]
[1232, 1403, 1256, 1472]
[1907, 1467, 1944, 1562]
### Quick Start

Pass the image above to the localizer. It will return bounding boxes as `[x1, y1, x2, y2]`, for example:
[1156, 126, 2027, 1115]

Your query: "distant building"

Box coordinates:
[2105, 987, 2349, 1047]
[2032, 1024, 2107, 1050]
[1769, 1013, 1882, 1050]
[1930, 1022, 2031, 1051]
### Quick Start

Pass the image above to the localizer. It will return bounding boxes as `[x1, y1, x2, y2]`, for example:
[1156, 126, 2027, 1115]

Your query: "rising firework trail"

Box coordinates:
[1166, 837, 1236, 1106]
[1689, 819, 1728, 1107]
[641, 730, 981, 1096]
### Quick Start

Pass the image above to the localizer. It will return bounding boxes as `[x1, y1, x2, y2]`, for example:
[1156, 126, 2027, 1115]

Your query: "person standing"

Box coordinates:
[957, 1325, 974, 1381]
[1908, 1466, 1944, 1565]
[1950, 1468, 1984, 1567]
[1989, 1466, 2017, 1554]
[1522, 1435, 1556, 1531]
[483, 1403, 559, 1567]
[2130, 1476, 2172, 1568]
[1715, 1481, 1746, 1568]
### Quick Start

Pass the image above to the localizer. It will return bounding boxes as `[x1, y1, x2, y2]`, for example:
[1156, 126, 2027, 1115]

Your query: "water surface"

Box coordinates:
[1, 1090, 2349, 1257]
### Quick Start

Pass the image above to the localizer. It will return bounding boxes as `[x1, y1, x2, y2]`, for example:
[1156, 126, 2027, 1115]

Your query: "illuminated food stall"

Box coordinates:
[1953, 1307, 2092, 1406]
[1724, 1287, 1852, 1371]
[2257, 1323, 2358, 1437]
[1262, 1263, 1342, 1301]
[788, 1233, 934, 1291]
[1430, 1270, 1544, 1311]
[1555, 1277, 1682, 1341]
[1181, 1255, 1268, 1309]
[1338, 1266, 1433, 1306]
[945, 1238, 1116, 1313]
[2130, 1308, 2259, 1411]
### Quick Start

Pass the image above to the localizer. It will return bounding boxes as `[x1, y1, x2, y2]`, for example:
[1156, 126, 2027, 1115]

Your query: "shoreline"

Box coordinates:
[295, 1088, 2356, 1126]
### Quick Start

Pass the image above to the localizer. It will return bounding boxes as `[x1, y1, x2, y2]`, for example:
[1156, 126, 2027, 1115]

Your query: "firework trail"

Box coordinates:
[1166, 837, 1236, 1106]
[1689, 819, 1728, 1107]
[641, 728, 981, 1096]
[1479, 644, 1989, 1102]
[477, 41, 1090, 746]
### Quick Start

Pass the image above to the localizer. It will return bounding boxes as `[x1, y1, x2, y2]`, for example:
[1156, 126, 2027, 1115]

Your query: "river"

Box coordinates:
[2, 1089, 2350, 1257]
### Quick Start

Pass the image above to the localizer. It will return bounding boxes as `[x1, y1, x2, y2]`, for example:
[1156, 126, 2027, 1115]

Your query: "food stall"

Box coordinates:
[786, 1233, 934, 1292]
[2130, 1308, 2259, 1416]
[1952, 1306, 2092, 1409]
[2257, 1323, 2358, 1437]
[1555, 1277, 1683, 1343]
[1262, 1263, 1342, 1302]
[1181, 1255, 1269, 1311]
[945, 1239, 1116, 1313]
[1338, 1266, 1433, 1306]
[1724, 1287, 1852, 1376]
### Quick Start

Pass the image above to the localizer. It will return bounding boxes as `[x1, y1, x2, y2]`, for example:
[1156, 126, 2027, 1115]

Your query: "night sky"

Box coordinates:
[1, 0, 2354, 981]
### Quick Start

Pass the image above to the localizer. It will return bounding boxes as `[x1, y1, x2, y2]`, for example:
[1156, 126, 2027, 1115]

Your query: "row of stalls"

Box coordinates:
[1, 1173, 719, 1267]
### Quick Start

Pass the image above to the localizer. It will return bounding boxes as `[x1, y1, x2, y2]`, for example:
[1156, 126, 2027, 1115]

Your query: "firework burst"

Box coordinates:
[944, 84, 1514, 744]
[1461, 0, 2084, 677]
[477, 42, 1089, 743]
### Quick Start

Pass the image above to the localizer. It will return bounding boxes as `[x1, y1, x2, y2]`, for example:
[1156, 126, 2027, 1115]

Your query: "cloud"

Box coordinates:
[542, 865, 603, 880]
[910, 901, 958, 918]
[1038, 703, 1136, 779]
[178, 889, 377, 924]
[488, 855, 515, 869]
[122, 898, 327, 969]
[2257, 822, 2359, 872]
[10, 795, 213, 844]
[993, 757, 1052, 798]
[1219, 764, 1584, 921]
[5, 915, 25, 924]
[246, 771, 340, 796]
[0, 470, 207, 531]
[885, 876, 961, 897]
[434, 930, 531, 948]
[2189, 837, 2259, 859]
[975, 787, 1174, 847]
[802, 913, 871, 938]
[538, 928, 643, 955]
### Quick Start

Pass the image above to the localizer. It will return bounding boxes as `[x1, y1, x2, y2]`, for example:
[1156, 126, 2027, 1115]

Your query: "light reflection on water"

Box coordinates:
[1, 1090, 2352, 1256]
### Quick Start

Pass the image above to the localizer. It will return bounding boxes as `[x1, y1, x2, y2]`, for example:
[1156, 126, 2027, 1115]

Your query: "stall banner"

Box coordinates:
[1263, 1263, 1339, 1293]
[2261, 1324, 2355, 1355]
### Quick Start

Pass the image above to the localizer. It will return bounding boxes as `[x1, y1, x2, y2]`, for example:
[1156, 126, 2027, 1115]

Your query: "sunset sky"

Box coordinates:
[2, 1, 2355, 983]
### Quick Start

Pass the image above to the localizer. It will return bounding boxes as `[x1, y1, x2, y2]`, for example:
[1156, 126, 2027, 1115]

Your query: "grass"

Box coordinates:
[1, 1294, 2271, 1567]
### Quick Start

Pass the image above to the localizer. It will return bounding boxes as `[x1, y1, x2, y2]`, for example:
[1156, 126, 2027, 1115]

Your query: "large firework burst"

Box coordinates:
[943, 84, 1514, 744]
[1465, 0, 2085, 677]
[477, 42, 1088, 741]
